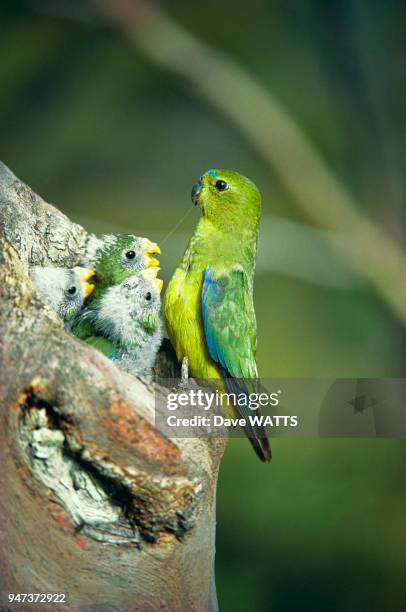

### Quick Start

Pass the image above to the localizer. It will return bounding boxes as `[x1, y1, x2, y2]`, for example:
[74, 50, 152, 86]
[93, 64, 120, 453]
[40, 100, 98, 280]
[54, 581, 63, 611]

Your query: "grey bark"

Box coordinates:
[0, 161, 225, 612]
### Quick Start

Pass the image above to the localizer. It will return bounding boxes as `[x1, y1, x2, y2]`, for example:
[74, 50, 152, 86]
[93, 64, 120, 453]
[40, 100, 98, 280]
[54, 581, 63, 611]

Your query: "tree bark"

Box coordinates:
[0, 161, 225, 612]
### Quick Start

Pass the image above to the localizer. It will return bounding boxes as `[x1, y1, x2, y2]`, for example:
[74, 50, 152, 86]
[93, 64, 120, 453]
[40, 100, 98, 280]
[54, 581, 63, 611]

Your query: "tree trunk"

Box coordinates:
[0, 161, 225, 612]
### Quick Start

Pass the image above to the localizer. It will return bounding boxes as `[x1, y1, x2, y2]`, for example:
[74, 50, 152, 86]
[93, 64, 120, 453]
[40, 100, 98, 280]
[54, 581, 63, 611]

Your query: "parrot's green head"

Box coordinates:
[89, 234, 162, 289]
[191, 169, 261, 229]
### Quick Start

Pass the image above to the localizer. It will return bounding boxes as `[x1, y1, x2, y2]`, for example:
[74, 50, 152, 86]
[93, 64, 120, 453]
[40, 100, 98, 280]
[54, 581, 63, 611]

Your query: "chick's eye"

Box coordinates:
[68, 286, 77, 295]
[145, 292, 152, 301]
[215, 179, 228, 192]
[126, 250, 136, 260]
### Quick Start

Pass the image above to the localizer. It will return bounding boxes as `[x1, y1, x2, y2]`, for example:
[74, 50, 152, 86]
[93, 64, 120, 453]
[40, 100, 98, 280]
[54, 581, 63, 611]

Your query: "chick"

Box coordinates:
[30, 266, 95, 325]
[79, 269, 163, 381]
[83, 233, 161, 288]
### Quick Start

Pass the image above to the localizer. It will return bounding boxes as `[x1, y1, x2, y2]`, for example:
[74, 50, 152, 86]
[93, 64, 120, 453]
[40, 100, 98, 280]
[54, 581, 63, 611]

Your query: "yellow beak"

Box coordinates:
[74, 267, 96, 298]
[140, 267, 164, 294]
[141, 239, 161, 268]
[147, 257, 160, 268]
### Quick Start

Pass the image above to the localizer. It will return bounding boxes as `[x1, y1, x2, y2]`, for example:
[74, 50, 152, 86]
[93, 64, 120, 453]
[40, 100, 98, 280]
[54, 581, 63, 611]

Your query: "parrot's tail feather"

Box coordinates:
[223, 374, 272, 463]
[244, 422, 272, 463]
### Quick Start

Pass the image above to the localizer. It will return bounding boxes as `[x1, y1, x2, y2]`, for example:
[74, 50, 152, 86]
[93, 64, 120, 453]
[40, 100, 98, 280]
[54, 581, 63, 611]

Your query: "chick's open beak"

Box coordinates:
[141, 239, 161, 268]
[141, 267, 164, 294]
[147, 257, 160, 268]
[74, 267, 96, 298]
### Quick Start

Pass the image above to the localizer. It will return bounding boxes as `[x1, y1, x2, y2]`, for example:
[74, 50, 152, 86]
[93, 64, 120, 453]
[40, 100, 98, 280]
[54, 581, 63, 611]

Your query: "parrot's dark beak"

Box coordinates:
[191, 179, 202, 205]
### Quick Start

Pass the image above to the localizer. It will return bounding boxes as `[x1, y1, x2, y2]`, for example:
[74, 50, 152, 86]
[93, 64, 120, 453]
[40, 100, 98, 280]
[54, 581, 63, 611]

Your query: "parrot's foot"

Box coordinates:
[181, 356, 189, 382]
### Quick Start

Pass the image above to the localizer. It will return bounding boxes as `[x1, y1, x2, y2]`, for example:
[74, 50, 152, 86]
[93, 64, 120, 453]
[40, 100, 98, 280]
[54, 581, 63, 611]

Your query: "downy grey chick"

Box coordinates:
[30, 266, 95, 325]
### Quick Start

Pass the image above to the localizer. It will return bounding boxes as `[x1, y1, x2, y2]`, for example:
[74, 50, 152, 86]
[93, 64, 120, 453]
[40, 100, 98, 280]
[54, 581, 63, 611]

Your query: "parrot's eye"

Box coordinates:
[126, 250, 136, 260]
[67, 286, 77, 295]
[145, 292, 152, 301]
[215, 179, 228, 192]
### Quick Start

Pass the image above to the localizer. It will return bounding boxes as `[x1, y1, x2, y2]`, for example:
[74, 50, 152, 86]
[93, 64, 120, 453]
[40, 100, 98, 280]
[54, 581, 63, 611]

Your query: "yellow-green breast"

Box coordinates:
[164, 218, 222, 379]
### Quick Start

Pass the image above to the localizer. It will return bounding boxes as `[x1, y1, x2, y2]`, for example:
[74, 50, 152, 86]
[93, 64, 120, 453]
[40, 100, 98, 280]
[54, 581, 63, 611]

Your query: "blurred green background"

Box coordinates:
[1, 1, 405, 610]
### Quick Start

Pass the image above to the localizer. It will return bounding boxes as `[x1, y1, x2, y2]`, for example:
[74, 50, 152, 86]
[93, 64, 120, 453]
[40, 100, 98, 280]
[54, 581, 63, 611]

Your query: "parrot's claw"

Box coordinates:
[181, 356, 189, 382]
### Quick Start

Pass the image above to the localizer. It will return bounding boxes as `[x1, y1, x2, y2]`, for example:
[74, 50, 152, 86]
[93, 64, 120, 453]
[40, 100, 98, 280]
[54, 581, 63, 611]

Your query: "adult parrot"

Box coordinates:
[164, 169, 271, 462]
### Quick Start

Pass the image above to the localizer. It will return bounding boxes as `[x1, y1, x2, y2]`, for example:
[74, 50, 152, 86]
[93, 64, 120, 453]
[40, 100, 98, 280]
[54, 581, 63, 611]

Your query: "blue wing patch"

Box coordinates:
[201, 268, 229, 373]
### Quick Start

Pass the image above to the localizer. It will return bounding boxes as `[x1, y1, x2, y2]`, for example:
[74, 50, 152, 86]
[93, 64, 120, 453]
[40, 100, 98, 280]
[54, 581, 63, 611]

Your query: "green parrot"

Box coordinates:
[76, 272, 163, 381]
[73, 233, 162, 342]
[164, 169, 271, 462]
[30, 266, 95, 326]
